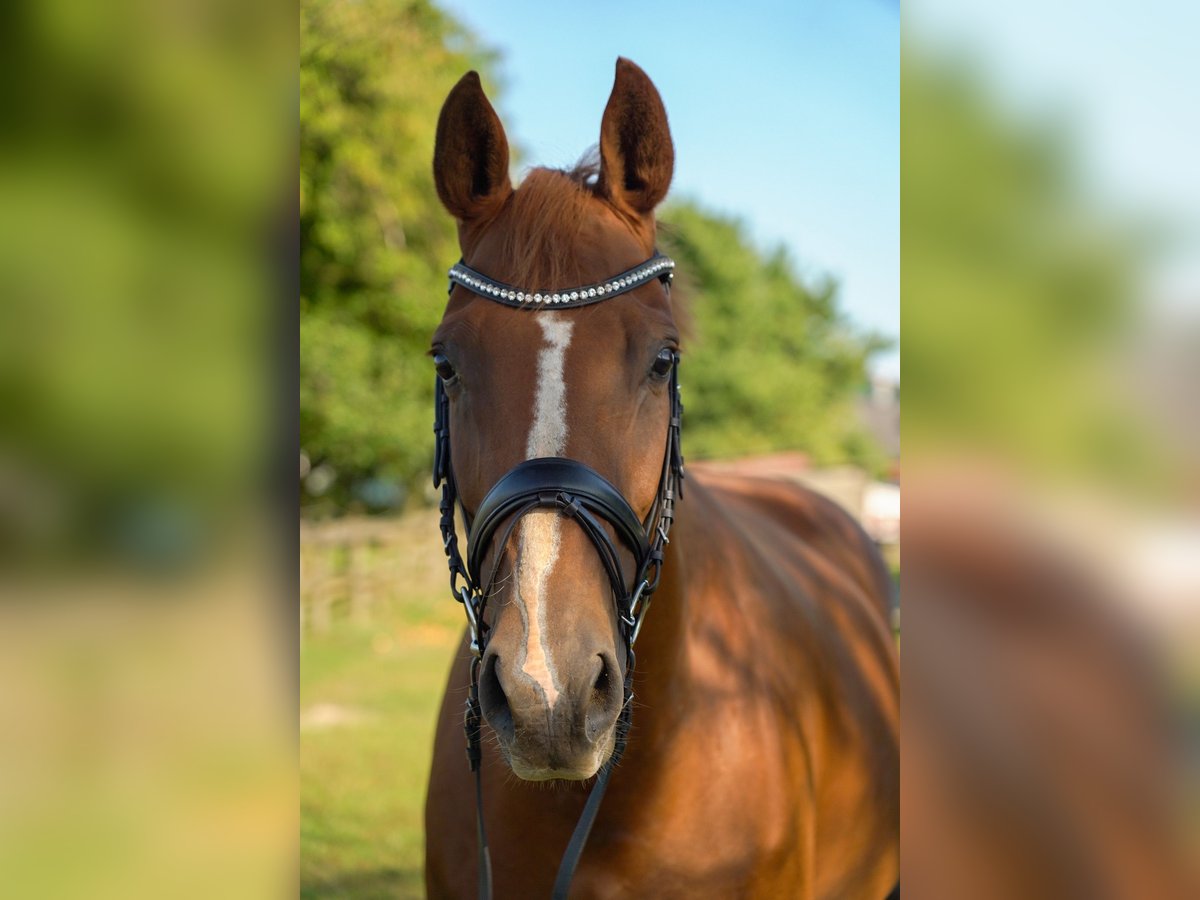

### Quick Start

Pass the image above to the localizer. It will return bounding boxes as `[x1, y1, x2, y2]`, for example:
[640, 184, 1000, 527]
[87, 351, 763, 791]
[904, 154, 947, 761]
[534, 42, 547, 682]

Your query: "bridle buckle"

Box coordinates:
[459, 586, 484, 658]
[628, 578, 653, 646]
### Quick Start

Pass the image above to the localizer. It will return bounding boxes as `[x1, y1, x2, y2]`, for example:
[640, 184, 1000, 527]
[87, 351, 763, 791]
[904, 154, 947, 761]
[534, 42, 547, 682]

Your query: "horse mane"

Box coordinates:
[501, 152, 690, 335]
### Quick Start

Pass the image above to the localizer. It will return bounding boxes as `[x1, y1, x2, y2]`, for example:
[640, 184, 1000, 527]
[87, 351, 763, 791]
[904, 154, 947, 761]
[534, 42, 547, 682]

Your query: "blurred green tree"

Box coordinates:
[300, 0, 887, 515]
[660, 203, 890, 468]
[301, 0, 501, 513]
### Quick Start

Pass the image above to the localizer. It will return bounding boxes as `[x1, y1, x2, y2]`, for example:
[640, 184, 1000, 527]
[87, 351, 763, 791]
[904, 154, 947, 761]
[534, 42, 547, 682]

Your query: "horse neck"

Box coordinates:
[624, 475, 723, 720]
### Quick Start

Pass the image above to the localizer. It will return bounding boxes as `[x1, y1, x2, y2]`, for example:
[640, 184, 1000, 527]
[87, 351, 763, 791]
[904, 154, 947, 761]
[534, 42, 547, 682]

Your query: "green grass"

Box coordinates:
[300, 580, 463, 899]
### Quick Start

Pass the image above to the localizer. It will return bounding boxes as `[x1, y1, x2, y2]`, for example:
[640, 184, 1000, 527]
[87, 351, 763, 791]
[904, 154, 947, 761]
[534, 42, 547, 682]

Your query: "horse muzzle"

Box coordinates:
[479, 644, 624, 781]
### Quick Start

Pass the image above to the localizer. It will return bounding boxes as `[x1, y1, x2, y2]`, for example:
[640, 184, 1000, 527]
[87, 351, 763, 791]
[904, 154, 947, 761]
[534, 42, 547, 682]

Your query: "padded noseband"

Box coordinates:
[466, 457, 650, 593]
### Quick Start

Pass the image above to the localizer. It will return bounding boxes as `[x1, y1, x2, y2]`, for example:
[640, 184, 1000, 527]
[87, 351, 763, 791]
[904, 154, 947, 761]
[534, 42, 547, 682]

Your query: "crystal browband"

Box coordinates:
[448, 252, 675, 308]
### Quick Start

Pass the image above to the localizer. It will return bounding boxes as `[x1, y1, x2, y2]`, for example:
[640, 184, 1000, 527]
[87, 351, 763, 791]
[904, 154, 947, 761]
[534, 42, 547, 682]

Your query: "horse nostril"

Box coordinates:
[585, 653, 622, 743]
[592, 659, 610, 699]
[479, 652, 514, 743]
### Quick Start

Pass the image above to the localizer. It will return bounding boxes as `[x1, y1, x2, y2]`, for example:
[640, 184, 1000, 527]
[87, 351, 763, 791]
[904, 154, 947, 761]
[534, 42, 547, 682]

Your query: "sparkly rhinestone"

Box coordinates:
[584, 288, 593, 297]
[571, 292, 579, 300]
[517, 292, 525, 301]
[551, 294, 560, 303]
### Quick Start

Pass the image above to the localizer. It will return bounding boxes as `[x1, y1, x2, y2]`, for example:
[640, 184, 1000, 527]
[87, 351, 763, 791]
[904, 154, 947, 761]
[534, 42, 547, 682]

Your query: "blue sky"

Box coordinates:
[440, 0, 900, 379]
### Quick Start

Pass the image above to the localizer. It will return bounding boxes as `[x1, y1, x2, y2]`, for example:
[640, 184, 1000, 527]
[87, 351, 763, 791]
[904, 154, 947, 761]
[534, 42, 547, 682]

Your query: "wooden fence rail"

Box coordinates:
[300, 511, 444, 633]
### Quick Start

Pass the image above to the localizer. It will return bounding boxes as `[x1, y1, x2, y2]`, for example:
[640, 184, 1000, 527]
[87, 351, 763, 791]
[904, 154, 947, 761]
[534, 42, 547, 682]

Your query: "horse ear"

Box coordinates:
[598, 58, 674, 217]
[434, 72, 512, 223]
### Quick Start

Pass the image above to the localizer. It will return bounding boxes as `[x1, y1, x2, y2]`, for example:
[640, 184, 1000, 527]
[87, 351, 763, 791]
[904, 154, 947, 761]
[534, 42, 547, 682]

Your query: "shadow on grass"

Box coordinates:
[301, 866, 423, 900]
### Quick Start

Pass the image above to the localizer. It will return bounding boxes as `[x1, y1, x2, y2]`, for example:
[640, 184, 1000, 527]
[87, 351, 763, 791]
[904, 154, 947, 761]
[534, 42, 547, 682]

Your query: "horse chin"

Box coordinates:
[502, 730, 616, 783]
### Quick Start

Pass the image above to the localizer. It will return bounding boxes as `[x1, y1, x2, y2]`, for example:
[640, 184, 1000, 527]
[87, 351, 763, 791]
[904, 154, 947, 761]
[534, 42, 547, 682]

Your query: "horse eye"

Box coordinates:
[433, 353, 457, 382]
[650, 348, 675, 379]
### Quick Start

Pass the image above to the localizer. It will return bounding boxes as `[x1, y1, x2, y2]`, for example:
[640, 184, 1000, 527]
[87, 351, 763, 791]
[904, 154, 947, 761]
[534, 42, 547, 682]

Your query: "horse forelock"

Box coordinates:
[497, 164, 602, 292]
[455, 153, 690, 338]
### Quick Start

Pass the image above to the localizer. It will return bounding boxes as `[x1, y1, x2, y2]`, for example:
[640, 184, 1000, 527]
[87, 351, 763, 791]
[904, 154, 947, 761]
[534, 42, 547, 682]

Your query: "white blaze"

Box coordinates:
[516, 317, 574, 707]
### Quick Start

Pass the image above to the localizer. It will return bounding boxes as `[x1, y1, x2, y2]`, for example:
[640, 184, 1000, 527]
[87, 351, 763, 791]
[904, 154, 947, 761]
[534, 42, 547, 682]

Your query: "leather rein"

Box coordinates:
[433, 253, 684, 899]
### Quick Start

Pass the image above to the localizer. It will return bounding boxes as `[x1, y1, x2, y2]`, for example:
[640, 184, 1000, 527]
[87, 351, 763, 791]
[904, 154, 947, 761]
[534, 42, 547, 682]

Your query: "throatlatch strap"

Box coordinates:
[474, 767, 492, 899]
[551, 766, 614, 900]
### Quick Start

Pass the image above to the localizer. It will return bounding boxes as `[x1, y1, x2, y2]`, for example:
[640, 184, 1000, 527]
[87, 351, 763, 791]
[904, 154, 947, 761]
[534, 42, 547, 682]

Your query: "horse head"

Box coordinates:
[431, 59, 679, 782]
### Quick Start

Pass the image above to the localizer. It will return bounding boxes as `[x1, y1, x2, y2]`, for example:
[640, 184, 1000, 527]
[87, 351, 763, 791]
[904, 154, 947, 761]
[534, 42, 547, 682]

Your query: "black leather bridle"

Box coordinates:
[433, 253, 684, 899]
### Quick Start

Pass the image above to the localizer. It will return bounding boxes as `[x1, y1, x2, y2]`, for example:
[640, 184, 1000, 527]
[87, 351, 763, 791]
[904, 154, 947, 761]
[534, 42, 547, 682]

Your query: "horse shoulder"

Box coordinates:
[678, 470, 899, 898]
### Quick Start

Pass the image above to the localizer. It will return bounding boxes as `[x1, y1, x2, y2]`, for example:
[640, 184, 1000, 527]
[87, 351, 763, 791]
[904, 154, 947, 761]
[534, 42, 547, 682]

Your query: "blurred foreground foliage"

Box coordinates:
[0, 0, 290, 566]
[299, 0, 887, 516]
[902, 52, 1169, 494]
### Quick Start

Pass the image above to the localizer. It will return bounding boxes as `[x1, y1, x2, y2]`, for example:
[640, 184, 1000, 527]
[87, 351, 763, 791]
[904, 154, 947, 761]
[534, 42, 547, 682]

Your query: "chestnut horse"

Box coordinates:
[424, 59, 898, 899]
